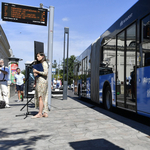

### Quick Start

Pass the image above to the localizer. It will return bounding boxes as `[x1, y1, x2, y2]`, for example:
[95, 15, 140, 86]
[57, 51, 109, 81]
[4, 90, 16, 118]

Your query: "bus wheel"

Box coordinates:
[104, 86, 112, 110]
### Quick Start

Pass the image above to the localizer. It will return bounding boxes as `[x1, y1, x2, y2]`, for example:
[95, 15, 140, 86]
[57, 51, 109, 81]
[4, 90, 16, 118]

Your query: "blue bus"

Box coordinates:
[74, 0, 150, 118]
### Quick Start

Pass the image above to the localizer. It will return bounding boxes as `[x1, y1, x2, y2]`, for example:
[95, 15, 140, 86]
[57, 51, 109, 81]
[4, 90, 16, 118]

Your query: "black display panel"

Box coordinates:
[1, 2, 47, 26]
[25, 65, 35, 98]
[34, 41, 44, 60]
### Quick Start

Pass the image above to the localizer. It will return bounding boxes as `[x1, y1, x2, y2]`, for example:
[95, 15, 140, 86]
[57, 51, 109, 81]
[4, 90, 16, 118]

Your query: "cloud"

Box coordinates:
[25, 60, 33, 64]
[2, 20, 93, 70]
[62, 17, 69, 22]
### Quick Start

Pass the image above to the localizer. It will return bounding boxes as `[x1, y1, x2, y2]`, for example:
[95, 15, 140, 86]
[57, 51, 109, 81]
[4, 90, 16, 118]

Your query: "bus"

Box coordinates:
[74, 0, 150, 118]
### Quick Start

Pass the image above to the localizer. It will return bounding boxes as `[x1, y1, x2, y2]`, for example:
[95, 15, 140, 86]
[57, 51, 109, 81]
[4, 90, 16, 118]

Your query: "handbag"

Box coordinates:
[0, 100, 6, 108]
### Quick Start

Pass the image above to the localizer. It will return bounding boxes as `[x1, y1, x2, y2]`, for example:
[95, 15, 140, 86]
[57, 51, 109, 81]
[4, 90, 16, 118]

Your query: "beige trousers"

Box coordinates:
[0, 81, 9, 105]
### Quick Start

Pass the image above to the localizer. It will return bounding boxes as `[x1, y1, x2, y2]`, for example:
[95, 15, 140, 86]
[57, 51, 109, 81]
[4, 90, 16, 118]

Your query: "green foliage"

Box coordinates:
[52, 62, 57, 68]
[21, 70, 26, 76]
[59, 55, 76, 85]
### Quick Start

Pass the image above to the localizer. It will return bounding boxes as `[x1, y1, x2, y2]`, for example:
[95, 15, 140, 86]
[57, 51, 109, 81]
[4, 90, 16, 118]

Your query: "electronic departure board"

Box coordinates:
[1, 2, 47, 26]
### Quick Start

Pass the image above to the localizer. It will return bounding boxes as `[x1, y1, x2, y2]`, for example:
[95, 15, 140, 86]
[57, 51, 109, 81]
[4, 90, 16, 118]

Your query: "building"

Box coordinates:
[0, 25, 15, 98]
[0, 25, 11, 64]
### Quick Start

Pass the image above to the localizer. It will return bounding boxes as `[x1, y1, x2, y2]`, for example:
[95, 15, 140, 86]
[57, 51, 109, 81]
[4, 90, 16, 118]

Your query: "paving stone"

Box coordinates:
[0, 92, 150, 150]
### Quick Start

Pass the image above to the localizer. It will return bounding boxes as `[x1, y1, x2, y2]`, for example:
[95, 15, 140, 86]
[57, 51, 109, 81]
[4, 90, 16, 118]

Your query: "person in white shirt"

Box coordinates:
[0, 58, 10, 108]
[15, 68, 25, 102]
[56, 78, 62, 88]
[53, 78, 56, 88]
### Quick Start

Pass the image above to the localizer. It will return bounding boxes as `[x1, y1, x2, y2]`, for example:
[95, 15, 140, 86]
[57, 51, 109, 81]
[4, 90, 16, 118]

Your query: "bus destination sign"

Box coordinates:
[1, 2, 47, 26]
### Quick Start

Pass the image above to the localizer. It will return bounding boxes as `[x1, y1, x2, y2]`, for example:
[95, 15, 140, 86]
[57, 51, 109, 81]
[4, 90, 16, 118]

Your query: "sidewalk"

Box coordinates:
[0, 92, 150, 150]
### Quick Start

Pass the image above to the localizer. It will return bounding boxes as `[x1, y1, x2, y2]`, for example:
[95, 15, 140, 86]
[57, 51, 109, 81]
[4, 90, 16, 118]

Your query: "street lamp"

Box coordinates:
[63, 27, 69, 100]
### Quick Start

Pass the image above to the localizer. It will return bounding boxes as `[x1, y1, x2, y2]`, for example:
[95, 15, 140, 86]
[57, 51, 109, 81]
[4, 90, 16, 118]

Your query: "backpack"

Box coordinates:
[0, 100, 6, 108]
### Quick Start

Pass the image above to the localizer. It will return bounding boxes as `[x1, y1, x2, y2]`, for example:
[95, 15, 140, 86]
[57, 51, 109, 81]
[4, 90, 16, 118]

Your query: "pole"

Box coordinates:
[58, 65, 59, 78]
[63, 31, 65, 87]
[66, 29, 69, 84]
[63, 27, 69, 100]
[47, 6, 54, 110]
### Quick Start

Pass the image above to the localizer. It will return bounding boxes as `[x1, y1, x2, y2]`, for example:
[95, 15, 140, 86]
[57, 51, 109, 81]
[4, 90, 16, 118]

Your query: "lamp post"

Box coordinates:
[47, 6, 54, 110]
[63, 27, 69, 100]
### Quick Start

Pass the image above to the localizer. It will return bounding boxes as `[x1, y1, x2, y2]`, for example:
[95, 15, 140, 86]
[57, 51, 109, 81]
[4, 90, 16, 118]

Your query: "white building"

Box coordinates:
[0, 25, 15, 98]
[0, 25, 11, 64]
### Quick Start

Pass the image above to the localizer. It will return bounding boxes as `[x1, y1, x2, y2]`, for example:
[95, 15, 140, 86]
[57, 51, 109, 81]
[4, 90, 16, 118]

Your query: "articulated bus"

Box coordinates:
[74, 0, 150, 118]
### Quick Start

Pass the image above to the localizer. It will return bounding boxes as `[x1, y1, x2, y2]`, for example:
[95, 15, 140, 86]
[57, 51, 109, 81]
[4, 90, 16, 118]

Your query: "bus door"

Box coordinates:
[137, 15, 150, 116]
[117, 23, 136, 111]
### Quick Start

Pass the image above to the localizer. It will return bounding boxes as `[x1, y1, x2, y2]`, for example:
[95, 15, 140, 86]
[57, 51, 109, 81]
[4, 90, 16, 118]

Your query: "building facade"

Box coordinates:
[0, 25, 16, 98]
[0, 25, 11, 64]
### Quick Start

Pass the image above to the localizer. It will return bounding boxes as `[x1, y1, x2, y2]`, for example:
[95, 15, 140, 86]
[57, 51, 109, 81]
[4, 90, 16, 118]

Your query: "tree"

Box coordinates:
[21, 70, 26, 76]
[59, 55, 76, 85]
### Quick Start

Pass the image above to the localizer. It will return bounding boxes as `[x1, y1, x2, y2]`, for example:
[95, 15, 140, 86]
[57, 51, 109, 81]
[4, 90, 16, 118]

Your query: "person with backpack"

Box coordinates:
[0, 58, 10, 108]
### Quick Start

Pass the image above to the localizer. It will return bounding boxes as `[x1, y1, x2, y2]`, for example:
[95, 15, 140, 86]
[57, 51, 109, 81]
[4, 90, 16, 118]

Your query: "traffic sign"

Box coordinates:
[1, 2, 47, 26]
[52, 68, 56, 73]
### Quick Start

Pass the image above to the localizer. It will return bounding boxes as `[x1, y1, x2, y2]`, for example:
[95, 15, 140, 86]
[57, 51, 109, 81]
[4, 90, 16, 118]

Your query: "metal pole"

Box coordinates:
[63, 27, 69, 100]
[47, 6, 54, 110]
[58, 64, 59, 78]
[63, 31, 66, 86]
[66, 29, 69, 84]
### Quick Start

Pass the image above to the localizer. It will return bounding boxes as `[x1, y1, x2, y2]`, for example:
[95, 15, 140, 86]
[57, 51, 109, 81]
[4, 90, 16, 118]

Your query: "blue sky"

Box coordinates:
[0, 0, 138, 70]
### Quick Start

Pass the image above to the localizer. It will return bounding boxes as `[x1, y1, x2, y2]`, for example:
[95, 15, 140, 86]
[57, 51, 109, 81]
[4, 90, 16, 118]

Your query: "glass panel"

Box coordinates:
[101, 39, 116, 75]
[82, 57, 87, 97]
[117, 31, 125, 103]
[126, 23, 136, 103]
[82, 59, 84, 74]
[136, 15, 150, 114]
[141, 15, 150, 67]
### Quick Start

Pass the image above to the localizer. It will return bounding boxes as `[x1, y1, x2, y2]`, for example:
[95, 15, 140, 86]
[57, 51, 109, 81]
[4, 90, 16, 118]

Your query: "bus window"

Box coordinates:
[117, 31, 125, 102]
[100, 38, 116, 75]
[141, 15, 150, 67]
[126, 23, 136, 102]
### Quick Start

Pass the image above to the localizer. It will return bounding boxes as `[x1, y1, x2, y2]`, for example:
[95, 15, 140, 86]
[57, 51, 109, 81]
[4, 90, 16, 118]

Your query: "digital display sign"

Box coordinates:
[1, 2, 47, 26]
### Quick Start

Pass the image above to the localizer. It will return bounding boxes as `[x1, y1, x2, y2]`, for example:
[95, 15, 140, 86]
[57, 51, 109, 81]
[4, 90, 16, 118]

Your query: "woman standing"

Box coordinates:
[32, 52, 48, 118]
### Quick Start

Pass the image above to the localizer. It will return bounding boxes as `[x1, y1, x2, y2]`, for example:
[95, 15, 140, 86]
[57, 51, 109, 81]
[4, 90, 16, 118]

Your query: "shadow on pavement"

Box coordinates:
[68, 94, 150, 136]
[0, 128, 50, 150]
[69, 138, 124, 150]
[10, 102, 35, 109]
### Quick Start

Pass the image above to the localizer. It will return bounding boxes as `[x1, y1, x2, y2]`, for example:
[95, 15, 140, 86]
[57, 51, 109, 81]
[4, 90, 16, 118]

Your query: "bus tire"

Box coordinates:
[104, 86, 112, 111]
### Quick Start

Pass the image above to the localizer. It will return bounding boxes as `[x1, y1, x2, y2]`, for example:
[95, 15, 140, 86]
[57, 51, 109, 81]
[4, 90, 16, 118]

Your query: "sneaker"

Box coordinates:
[5, 104, 11, 108]
[17, 100, 21, 102]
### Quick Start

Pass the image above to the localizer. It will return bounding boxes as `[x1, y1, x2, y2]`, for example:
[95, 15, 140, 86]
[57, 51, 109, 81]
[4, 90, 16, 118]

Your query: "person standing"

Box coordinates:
[15, 68, 25, 102]
[56, 78, 61, 88]
[32, 52, 48, 118]
[53, 78, 56, 89]
[0, 58, 10, 108]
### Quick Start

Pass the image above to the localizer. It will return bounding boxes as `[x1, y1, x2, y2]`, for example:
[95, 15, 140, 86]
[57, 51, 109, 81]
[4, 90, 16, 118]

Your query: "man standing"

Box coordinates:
[0, 58, 10, 108]
[15, 68, 25, 102]
[53, 78, 57, 89]
[56, 78, 62, 88]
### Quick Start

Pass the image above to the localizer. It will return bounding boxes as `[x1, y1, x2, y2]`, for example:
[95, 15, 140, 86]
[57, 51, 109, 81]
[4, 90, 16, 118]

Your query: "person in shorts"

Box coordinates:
[15, 68, 25, 102]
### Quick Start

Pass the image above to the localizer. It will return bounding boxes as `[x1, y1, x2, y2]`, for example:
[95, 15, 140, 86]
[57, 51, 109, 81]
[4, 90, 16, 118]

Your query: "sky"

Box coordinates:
[0, 0, 138, 70]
